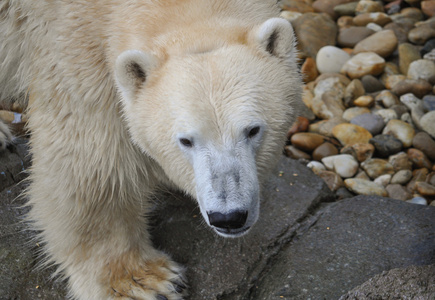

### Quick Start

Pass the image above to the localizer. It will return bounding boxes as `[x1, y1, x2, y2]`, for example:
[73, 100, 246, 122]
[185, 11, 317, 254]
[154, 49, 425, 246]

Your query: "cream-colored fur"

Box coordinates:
[0, 1, 301, 299]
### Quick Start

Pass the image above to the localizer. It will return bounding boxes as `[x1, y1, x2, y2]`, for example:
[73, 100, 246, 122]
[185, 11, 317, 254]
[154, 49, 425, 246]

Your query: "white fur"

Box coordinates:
[0, 0, 302, 299]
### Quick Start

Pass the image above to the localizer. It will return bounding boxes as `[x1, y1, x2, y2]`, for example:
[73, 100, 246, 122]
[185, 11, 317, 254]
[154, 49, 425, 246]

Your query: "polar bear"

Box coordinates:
[0, 0, 301, 299]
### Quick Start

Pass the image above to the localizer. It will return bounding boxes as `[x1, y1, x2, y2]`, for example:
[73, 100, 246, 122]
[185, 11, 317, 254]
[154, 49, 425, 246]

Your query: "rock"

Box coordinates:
[301, 57, 319, 83]
[374, 174, 391, 187]
[291, 132, 325, 152]
[311, 93, 344, 120]
[386, 184, 412, 200]
[400, 93, 426, 128]
[415, 181, 435, 196]
[307, 160, 326, 175]
[340, 265, 435, 300]
[397, 7, 425, 22]
[353, 30, 398, 58]
[382, 119, 415, 148]
[332, 123, 373, 146]
[360, 75, 385, 93]
[406, 197, 428, 205]
[398, 43, 422, 75]
[375, 90, 399, 108]
[389, 152, 413, 171]
[316, 46, 350, 74]
[384, 20, 413, 44]
[350, 113, 384, 135]
[353, 95, 374, 107]
[284, 145, 312, 160]
[407, 59, 435, 82]
[391, 104, 410, 120]
[280, 0, 314, 13]
[407, 148, 433, 169]
[425, 48, 435, 61]
[253, 196, 435, 299]
[341, 52, 385, 79]
[391, 78, 433, 98]
[314, 76, 346, 98]
[355, 0, 384, 15]
[422, 1, 435, 18]
[322, 154, 359, 178]
[312, 142, 339, 161]
[391, 170, 413, 185]
[369, 134, 403, 158]
[407, 168, 430, 192]
[287, 116, 310, 139]
[335, 187, 355, 200]
[343, 107, 371, 121]
[344, 79, 365, 107]
[383, 74, 406, 90]
[408, 20, 435, 45]
[340, 143, 375, 162]
[423, 94, 435, 111]
[293, 13, 338, 58]
[361, 158, 395, 179]
[421, 38, 435, 56]
[309, 117, 347, 137]
[374, 108, 398, 124]
[366, 22, 382, 32]
[353, 12, 392, 27]
[315, 73, 351, 86]
[280, 10, 303, 22]
[337, 26, 375, 48]
[412, 131, 435, 160]
[334, 2, 358, 17]
[420, 111, 435, 138]
[312, 0, 353, 20]
[344, 178, 388, 196]
[317, 170, 345, 191]
[337, 15, 355, 29]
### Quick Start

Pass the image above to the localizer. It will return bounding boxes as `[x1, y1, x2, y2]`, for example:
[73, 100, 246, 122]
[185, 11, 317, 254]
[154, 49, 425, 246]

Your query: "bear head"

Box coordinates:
[114, 18, 301, 237]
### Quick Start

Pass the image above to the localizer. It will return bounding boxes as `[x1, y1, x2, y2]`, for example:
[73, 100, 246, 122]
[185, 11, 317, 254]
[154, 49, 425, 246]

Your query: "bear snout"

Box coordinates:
[207, 210, 248, 233]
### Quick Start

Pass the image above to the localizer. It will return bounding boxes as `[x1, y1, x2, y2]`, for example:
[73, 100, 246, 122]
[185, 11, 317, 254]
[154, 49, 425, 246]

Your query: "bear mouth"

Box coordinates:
[214, 226, 251, 237]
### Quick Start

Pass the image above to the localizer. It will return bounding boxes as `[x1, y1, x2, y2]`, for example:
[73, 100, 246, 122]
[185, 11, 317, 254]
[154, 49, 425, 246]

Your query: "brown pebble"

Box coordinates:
[301, 57, 319, 83]
[317, 170, 344, 192]
[312, 142, 339, 161]
[287, 116, 310, 140]
[332, 123, 373, 146]
[291, 132, 325, 152]
[407, 168, 429, 193]
[386, 184, 412, 201]
[284, 145, 311, 160]
[412, 132, 435, 161]
[407, 148, 433, 169]
[415, 182, 435, 196]
[341, 143, 375, 162]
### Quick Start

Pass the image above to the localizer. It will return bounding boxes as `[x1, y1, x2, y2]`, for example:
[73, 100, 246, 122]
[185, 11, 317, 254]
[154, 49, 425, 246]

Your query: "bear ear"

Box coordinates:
[115, 50, 157, 101]
[252, 18, 296, 60]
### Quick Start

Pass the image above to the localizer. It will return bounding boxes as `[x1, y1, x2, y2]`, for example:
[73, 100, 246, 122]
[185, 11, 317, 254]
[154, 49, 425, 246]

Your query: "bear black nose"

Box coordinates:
[207, 210, 248, 230]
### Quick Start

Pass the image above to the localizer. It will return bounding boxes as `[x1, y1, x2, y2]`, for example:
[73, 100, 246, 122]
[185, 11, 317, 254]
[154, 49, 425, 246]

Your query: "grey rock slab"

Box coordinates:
[340, 264, 435, 299]
[250, 196, 435, 300]
[0, 153, 333, 299]
[150, 157, 334, 300]
[0, 182, 67, 300]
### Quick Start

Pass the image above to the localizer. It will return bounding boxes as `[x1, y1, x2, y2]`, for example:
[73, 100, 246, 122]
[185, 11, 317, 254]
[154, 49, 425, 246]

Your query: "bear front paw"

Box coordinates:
[109, 256, 186, 300]
[0, 121, 13, 150]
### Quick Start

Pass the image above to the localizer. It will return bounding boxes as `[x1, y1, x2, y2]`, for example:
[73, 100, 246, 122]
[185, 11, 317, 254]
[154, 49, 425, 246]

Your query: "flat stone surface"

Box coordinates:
[1, 140, 434, 300]
[251, 196, 435, 300]
[150, 157, 334, 299]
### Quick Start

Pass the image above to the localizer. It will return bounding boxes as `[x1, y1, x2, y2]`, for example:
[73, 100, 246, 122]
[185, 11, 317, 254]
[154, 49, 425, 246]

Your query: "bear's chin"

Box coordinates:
[213, 226, 251, 238]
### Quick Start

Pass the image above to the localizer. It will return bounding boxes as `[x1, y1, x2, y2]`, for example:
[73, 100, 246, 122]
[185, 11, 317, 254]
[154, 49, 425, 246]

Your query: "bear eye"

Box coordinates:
[247, 126, 261, 139]
[179, 138, 194, 148]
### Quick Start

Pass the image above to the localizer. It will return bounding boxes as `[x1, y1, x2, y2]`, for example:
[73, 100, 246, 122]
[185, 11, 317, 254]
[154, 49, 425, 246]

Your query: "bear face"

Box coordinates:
[115, 18, 300, 237]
